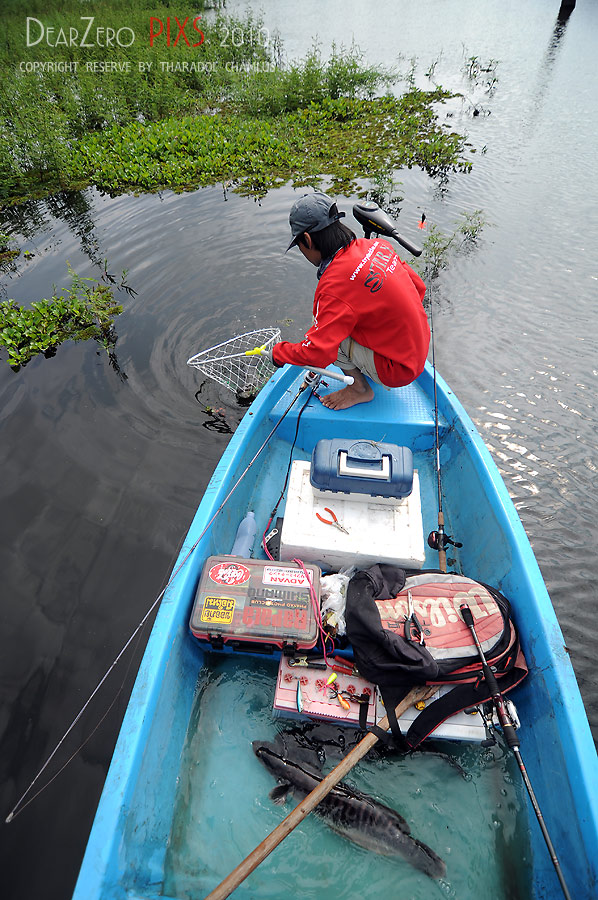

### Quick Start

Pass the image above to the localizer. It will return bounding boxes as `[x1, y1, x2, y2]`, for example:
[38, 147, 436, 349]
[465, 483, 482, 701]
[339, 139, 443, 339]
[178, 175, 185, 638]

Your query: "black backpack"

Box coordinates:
[345, 564, 528, 750]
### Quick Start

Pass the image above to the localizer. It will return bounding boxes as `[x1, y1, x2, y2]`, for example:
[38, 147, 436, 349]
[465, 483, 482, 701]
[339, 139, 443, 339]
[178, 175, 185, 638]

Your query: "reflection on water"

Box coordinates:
[1, 1, 597, 898]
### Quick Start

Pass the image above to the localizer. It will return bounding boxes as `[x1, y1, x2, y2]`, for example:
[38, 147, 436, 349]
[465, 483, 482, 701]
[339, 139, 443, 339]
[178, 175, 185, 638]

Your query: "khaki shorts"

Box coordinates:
[335, 337, 383, 385]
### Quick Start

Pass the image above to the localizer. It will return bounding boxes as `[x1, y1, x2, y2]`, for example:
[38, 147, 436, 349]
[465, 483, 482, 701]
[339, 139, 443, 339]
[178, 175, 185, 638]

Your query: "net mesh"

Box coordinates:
[187, 328, 281, 396]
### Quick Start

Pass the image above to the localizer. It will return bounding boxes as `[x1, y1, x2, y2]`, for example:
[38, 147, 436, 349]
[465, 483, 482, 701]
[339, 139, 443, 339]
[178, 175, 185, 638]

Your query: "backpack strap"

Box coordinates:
[404, 646, 528, 750]
[358, 685, 409, 751]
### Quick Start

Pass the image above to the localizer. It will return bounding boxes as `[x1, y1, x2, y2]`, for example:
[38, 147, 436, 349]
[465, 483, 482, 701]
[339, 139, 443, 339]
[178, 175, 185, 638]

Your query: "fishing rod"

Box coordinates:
[460, 603, 573, 900]
[424, 269, 462, 572]
[427, 280, 447, 573]
[352, 201, 461, 573]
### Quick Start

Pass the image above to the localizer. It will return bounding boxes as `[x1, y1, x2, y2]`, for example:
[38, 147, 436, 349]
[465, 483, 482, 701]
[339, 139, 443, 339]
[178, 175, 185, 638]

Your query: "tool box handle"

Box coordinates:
[338, 451, 391, 481]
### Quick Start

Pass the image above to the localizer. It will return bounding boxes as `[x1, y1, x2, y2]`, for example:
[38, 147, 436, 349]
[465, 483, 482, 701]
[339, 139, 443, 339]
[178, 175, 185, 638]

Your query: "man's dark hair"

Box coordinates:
[298, 205, 356, 259]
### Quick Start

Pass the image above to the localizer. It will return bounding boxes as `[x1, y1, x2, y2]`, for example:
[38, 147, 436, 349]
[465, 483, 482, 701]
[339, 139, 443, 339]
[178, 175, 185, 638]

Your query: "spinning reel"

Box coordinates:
[427, 531, 463, 551]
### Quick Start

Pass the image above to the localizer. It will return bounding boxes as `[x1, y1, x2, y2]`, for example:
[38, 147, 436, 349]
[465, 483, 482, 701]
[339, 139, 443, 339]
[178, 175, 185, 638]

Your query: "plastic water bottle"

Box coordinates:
[230, 510, 257, 557]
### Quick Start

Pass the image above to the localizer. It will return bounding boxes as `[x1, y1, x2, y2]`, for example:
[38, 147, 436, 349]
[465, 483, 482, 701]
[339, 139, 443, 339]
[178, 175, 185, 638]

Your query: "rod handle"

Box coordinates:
[460, 604, 474, 628]
[302, 366, 354, 385]
[498, 710, 520, 751]
[460, 603, 520, 751]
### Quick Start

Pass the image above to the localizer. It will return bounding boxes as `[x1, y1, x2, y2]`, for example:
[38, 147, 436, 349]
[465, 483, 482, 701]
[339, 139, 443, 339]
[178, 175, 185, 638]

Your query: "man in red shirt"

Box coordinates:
[271, 192, 430, 410]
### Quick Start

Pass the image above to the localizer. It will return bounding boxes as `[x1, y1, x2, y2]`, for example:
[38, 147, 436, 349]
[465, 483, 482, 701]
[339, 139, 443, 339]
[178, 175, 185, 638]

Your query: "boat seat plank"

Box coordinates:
[268, 374, 449, 453]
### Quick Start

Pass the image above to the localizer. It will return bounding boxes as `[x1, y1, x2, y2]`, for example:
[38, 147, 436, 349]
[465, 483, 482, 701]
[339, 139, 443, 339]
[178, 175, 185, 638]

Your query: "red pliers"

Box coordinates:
[316, 507, 349, 535]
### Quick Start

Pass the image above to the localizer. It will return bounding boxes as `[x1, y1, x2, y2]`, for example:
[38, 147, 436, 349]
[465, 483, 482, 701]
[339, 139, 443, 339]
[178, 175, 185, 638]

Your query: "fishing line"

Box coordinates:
[6, 620, 146, 823]
[5, 379, 306, 825]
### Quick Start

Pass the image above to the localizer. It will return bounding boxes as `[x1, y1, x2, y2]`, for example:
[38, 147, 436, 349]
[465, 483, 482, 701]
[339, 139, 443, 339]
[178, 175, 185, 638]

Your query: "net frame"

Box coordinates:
[187, 328, 281, 395]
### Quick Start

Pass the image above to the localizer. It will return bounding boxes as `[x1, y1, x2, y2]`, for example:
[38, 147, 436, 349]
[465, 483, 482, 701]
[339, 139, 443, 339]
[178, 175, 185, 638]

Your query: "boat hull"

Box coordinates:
[73, 364, 598, 899]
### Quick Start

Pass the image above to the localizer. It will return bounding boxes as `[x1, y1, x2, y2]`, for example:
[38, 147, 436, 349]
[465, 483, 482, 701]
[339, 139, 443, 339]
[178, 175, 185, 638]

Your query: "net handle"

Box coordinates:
[300, 365, 354, 385]
[252, 351, 354, 385]
[188, 346, 354, 385]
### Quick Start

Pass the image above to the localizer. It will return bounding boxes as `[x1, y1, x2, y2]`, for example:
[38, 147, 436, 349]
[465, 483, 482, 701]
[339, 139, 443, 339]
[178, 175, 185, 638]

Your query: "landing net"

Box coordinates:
[187, 328, 281, 396]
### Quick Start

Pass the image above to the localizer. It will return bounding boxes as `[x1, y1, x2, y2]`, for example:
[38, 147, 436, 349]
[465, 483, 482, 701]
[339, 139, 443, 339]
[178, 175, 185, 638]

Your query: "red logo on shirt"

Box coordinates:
[365, 245, 396, 293]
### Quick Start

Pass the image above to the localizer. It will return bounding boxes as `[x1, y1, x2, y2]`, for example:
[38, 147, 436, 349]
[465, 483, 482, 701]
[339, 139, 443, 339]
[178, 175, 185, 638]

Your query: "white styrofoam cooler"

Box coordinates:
[280, 460, 425, 572]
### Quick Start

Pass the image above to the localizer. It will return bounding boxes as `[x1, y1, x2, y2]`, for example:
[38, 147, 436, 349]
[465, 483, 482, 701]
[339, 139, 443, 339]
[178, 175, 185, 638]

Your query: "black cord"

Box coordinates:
[271, 384, 315, 520]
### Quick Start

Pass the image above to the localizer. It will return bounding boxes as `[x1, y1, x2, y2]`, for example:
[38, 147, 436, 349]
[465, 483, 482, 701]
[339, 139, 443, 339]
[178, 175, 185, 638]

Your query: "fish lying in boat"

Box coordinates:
[252, 735, 446, 878]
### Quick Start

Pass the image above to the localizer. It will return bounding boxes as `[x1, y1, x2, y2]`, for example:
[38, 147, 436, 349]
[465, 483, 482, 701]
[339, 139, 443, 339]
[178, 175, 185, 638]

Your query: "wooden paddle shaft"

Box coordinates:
[204, 684, 436, 900]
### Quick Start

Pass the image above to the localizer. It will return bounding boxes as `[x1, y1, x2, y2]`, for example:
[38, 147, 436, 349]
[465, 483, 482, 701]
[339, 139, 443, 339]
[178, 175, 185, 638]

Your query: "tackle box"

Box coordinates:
[279, 460, 425, 572]
[311, 439, 414, 499]
[189, 557, 320, 653]
[273, 657, 489, 741]
[273, 655, 377, 728]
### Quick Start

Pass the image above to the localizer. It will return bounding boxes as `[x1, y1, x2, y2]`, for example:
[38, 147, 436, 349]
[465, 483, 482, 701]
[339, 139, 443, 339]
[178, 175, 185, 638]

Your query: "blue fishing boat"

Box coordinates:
[71, 357, 598, 900]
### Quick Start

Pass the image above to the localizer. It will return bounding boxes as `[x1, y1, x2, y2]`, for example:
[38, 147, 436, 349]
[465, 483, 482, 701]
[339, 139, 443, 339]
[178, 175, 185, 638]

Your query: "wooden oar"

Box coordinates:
[204, 684, 436, 900]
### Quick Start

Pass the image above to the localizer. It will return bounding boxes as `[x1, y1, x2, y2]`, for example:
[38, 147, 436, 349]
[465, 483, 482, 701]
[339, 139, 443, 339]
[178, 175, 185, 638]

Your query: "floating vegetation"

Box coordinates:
[66, 90, 472, 200]
[0, 232, 20, 264]
[0, 2, 475, 205]
[0, 264, 125, 370]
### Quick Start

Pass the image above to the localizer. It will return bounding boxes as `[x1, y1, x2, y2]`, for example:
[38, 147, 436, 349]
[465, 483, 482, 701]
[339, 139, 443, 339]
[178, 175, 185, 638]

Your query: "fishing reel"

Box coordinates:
[302, 370, 323, 389]
[427, 531, 463, 551]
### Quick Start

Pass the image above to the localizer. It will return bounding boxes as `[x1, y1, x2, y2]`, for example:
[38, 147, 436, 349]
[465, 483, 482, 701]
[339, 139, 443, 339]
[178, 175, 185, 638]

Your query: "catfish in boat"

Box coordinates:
[253, 733, 446, 878]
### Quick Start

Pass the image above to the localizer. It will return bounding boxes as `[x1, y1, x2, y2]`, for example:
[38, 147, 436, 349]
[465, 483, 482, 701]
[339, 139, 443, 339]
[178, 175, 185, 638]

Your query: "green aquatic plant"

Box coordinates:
[417, 210, 487, 282]
[464, 55, 499, 83]
[65, 89, 472, 199]
[0, 265, 124, 370]
[230, 42, 393, 117]
[0, 1, 475, 204]
[0, 232, 20, 263]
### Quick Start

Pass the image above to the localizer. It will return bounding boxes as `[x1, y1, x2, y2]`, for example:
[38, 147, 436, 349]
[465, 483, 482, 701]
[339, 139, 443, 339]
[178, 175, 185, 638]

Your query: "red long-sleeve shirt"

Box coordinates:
[272, 238, 429, 387]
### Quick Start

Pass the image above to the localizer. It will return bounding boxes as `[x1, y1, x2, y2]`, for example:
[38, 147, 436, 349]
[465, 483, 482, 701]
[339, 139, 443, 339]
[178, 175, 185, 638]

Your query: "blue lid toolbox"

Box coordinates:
[189, 557, 320, 653]
[311, 439, 414, 498]
[280, 439, 425, 572]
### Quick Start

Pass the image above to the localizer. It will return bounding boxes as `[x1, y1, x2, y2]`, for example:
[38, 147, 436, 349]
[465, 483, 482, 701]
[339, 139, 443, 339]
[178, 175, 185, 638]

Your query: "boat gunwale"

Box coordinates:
[73, 363, 598, 899]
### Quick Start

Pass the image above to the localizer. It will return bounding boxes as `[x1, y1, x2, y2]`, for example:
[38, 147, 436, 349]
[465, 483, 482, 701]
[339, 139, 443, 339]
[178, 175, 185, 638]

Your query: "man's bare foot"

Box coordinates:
[320, 382, 374, 410]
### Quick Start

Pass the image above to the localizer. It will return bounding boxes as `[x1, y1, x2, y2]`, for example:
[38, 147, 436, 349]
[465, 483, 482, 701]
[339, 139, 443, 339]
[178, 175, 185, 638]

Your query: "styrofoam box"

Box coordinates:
[280, 460, 425, 572]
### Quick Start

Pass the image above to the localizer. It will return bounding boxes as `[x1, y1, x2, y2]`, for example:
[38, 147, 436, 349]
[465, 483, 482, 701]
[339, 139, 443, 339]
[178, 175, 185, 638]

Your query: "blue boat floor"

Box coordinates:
[268, 376, 449, 454]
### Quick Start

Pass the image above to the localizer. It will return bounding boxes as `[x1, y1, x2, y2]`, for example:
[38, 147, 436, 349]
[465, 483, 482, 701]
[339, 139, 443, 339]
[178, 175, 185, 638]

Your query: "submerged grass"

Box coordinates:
[417, 211, 487, 282]
[0, 0, 473, 205]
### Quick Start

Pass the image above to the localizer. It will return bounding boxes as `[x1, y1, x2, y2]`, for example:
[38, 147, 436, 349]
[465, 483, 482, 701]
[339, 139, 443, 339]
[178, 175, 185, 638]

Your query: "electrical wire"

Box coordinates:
[262, 384, 315, 560]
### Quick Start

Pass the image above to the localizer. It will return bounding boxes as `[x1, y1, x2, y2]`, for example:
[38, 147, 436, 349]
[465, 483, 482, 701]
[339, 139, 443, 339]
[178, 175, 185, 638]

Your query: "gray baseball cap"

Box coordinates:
[287, 191, 345, 251]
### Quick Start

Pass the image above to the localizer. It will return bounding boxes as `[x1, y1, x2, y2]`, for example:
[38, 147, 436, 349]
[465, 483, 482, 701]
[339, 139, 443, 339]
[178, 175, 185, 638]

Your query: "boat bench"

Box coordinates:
[268, 378, 449, 454]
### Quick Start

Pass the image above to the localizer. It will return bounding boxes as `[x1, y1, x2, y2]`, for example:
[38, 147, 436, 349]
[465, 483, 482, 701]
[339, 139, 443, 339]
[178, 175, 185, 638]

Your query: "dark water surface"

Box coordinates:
[1, 1, 597, 898]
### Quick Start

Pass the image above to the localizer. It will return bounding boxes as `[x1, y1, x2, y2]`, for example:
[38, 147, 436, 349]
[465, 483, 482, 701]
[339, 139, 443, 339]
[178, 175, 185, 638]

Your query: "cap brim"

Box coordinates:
[285, 210, 345, 252]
